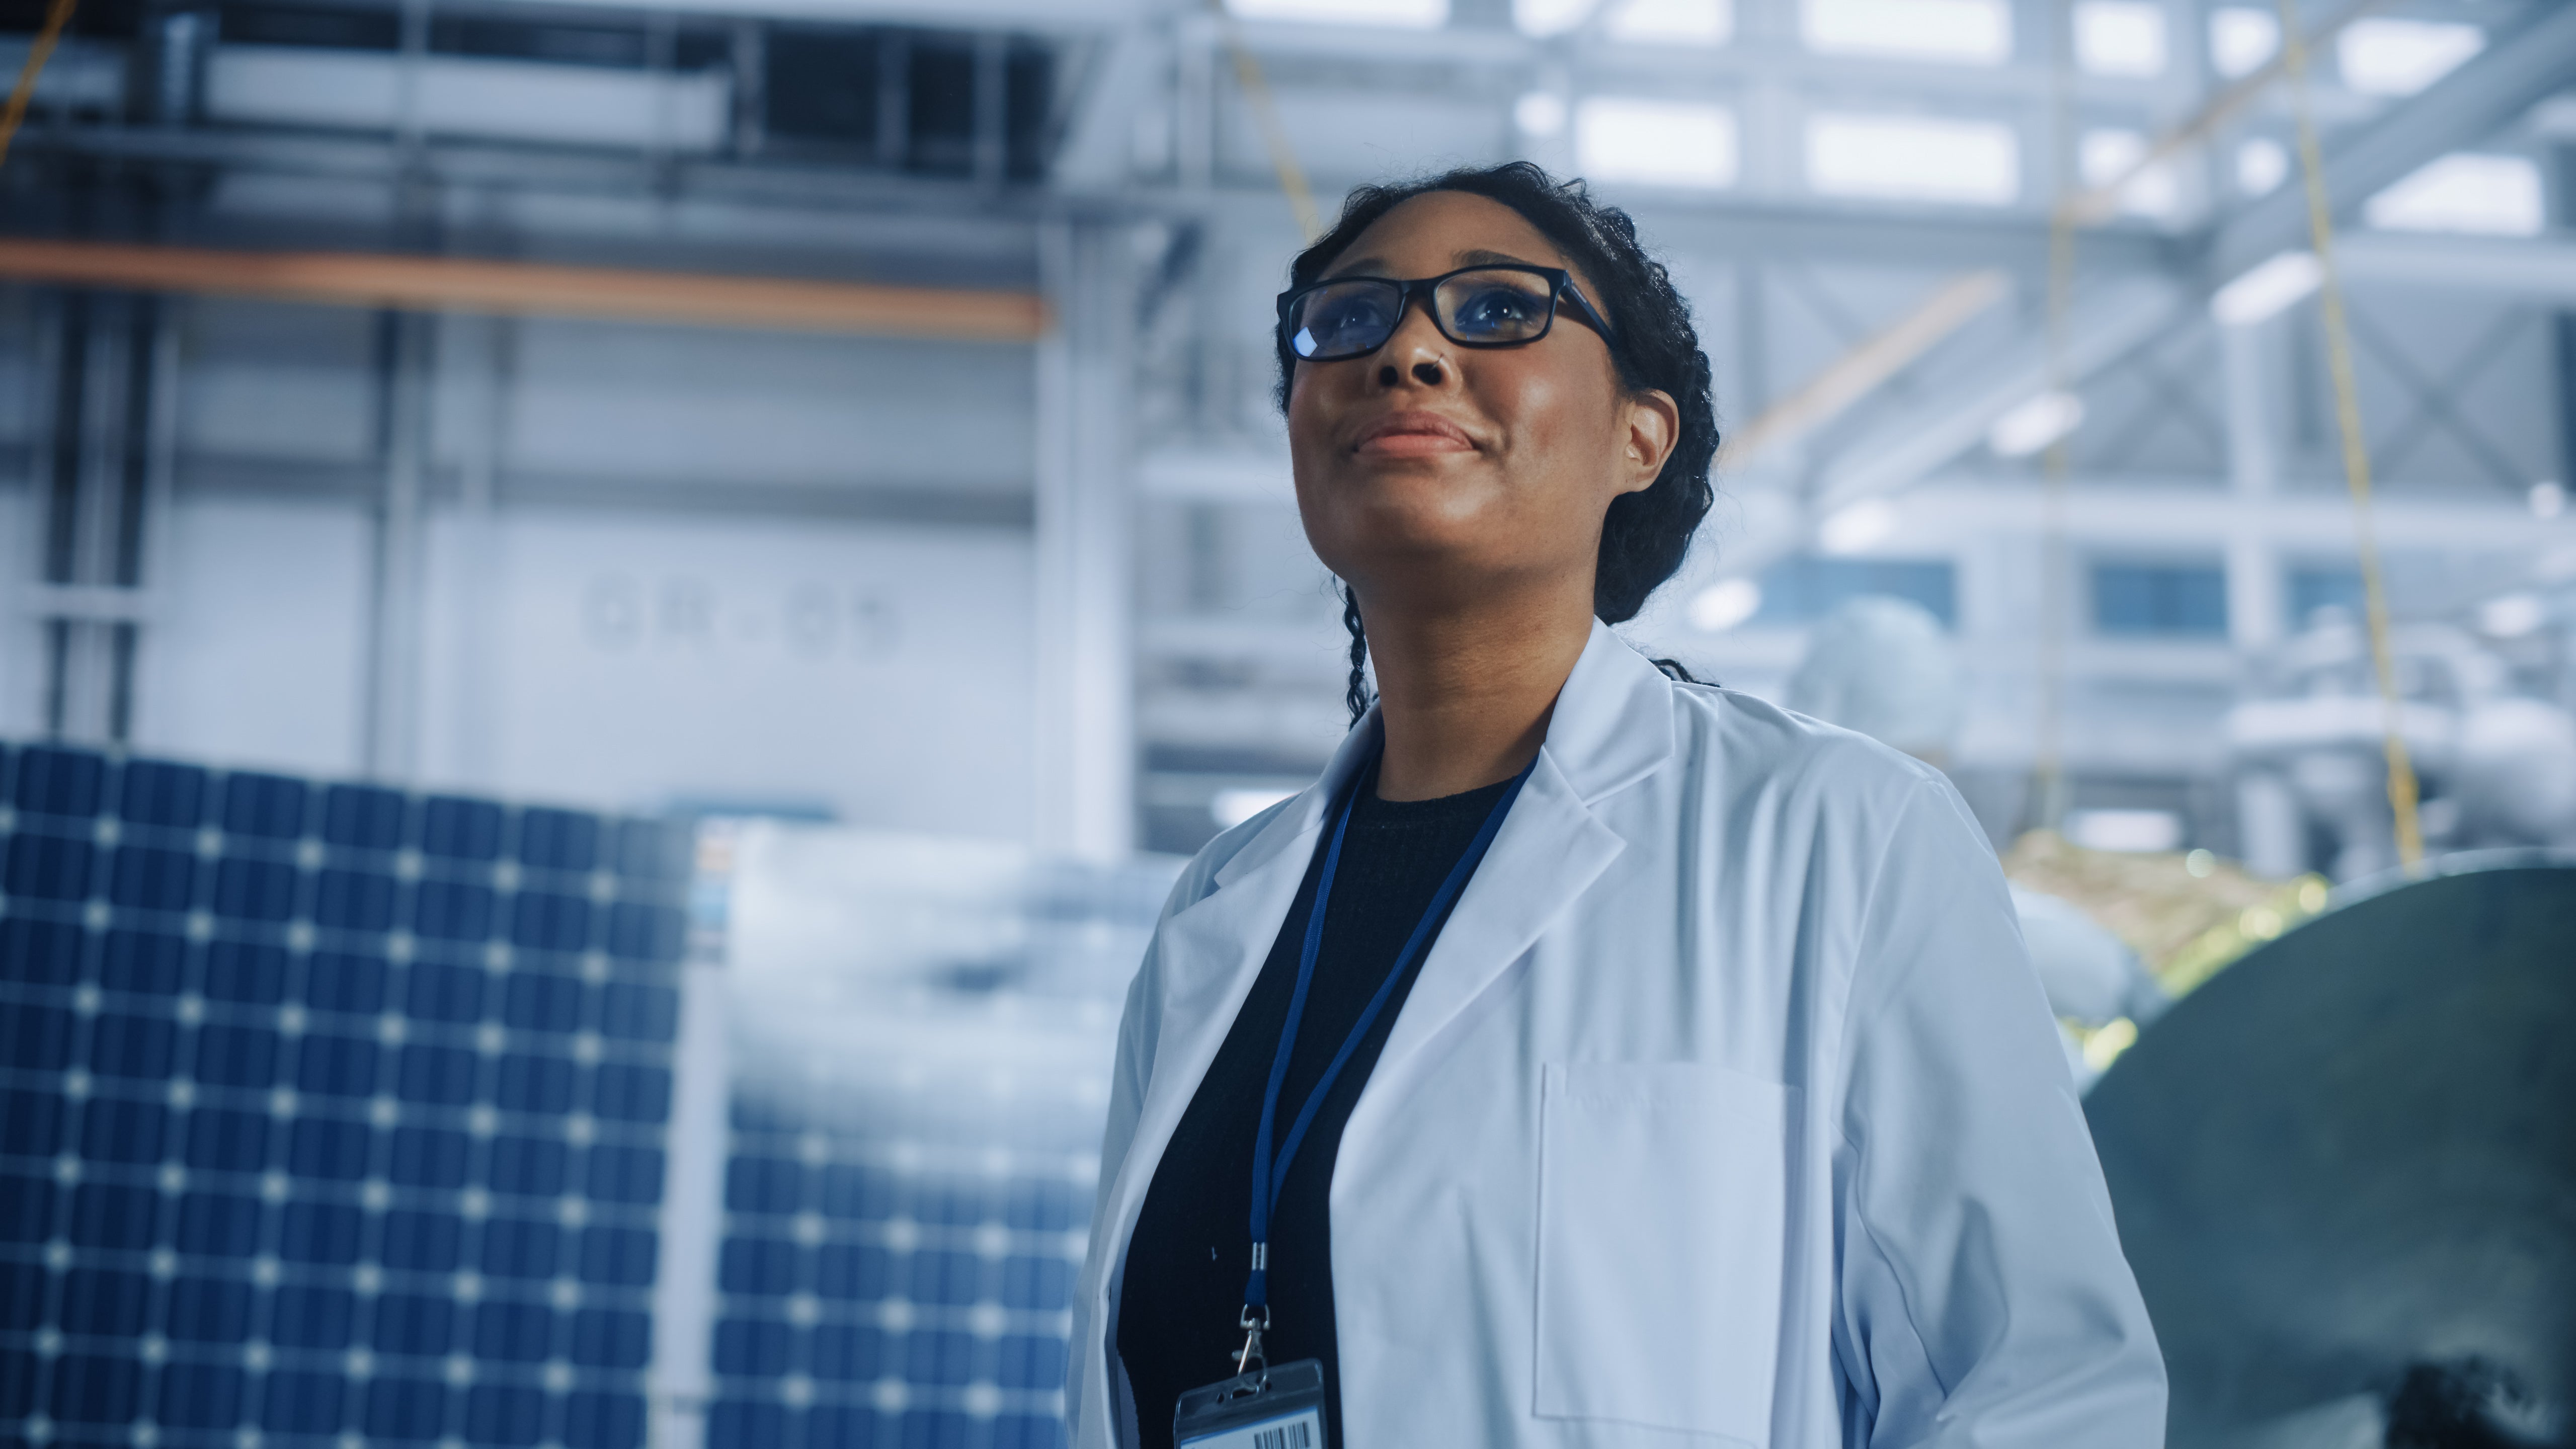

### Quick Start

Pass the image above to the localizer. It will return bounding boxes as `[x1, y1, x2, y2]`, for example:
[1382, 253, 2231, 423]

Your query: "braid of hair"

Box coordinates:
[1341, 583, 1373, 726]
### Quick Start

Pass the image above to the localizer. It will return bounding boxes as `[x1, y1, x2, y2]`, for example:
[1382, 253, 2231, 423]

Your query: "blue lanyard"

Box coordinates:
[1241, 748, 1537, 1316]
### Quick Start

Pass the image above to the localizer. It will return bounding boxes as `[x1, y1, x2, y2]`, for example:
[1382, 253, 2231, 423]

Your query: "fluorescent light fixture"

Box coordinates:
[2365, 153, 2544, 237]
[1808, 113, 2018, 205]
[1515, 91, 1568, 136]
[2337, 18, 2481, 97]
[1803, 0, 2008, 64]
[1988, 391, 2084, 458]
[1515, 0, 1599, 35]
[2534, 480, 2568, 519]
[1211, 786, 1299, 829]
[1606, 0, 1732, 44]
[2080, 129, 2176, 217]
[1818, 498, 1900, 554]
[1577, 98, 1738, 188]
[2236, 137, 2288, 197]
[2075, 2, 2165, 77]
[1229, 0, 1448, 26]
[2478, 592, 2545, 639]
[2065, 808, 2183, 853]
[1686, 578, 1763, 632]
[2210, 250, 2321, 327]
[2209, 8, 2278, 77]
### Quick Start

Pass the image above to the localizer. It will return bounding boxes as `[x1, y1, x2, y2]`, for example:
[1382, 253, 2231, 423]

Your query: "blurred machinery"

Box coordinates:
[2229, 613, 2576, 882]
[2086, 861, 2576, 1449]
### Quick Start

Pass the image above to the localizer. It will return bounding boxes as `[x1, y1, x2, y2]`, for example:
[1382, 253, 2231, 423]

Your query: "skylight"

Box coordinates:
[2364, 153, 2544, 237]
[2080, 129, 2176, 217]
[1808, 113, 2018, 205]
[2208, 8, 2278, 78]
[1803, 0, 2010, 65]
[2236, 137, 2288, 197]
[2336, 18, 2481, 97]
[1606, 0, 1732, 45]
[2075, 2, 2166, 77]
[1515, 0, 1596, 35]
[1577, 98, 1739, 188]
[1228, 0, 1450, 28]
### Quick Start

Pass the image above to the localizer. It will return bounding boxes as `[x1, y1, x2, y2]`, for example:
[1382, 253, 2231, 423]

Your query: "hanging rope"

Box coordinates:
[0, 0, 81, 170]
[2274, 0, 2427, 871]
[1206, 0, 1322, 242]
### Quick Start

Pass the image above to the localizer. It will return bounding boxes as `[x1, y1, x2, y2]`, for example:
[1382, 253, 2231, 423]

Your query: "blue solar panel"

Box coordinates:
[0, 741, 690, 1449]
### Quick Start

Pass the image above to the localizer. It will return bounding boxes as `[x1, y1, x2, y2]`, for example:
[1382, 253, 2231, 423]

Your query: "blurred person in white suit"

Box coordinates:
[1069, 164, 2164, 1449]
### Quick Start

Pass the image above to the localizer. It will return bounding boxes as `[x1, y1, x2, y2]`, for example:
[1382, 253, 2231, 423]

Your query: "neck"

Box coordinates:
[1360, 583, 1594, 802]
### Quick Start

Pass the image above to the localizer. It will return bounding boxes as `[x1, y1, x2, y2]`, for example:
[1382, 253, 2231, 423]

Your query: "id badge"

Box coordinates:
[1173, 1357, 1327, 1449]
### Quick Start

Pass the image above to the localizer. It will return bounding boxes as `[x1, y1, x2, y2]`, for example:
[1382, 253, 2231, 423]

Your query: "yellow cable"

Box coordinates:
[1208, 1, 1322, 242]
[0, 0, 81, 170]
[2274, 0, 2425, 870]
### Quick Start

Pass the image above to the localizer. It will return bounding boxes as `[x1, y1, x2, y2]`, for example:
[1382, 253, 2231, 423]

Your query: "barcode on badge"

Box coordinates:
[1251, 1423, 1313, 1449]
[1181, 1407, 1322, 1449]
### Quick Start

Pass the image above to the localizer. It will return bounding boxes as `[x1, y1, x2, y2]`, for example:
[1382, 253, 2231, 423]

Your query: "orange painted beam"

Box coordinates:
[0, 237, 1048, 341]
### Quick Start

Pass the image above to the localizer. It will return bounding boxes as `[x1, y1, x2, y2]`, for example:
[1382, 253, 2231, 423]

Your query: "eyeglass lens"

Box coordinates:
[1287, 269, 1560, 360]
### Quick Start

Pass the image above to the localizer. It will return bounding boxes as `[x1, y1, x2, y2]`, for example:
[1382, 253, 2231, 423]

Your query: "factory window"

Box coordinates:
[1577, 99, 1739, 189]
[2091, 561, 2228, 637]
[1755, 556, 1959, 627]
[2208, 8, 2278, 77]
[2286, 565, 2364, 630]
[1802, 0, 2009, 64]
[2336, 19, 2481, 97]
[2074, 2, 2165, 77]
[1807, 114, 2018, 205]
[2364, 154, 2543, 238]
[2081, 130, 2177, 217]
[1229, 0, 1450, 26]
[1605, 0, 1732, 45]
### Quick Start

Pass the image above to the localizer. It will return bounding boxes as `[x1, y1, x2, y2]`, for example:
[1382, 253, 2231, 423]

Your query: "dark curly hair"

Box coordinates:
[1277, 162, 1720, 723]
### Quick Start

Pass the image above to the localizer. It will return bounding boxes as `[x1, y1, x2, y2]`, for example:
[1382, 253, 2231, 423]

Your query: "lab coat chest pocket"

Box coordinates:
[1534, 1062, 1795, 1445]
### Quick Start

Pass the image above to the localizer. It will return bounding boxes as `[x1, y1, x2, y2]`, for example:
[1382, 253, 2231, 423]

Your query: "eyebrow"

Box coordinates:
[1321, 247, 1557, 280]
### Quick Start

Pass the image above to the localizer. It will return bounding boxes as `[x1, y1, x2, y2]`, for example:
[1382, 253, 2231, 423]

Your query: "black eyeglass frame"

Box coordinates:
[1274, 264, 1616, 363]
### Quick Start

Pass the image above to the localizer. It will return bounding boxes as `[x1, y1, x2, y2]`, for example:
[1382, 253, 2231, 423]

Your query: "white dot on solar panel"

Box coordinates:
[42, 1240, 69, 1269]
[565, 1113, 594, 1146]
[975, 1225, 1009, 1259]
[588, 871, 616, 904]
[872, 1378, 909, 1412]
[581, 951, 609, 983]
[84, 901, 110, 931]
[138, 1333, 167, 1363]
[370, 1098, 398, 1128]
[378, 1014, 407, 1043]
[362, 1178, 390, 1209]
[551, 1277, 581, 1309]
[195, 828, 220, 858]
[165, 1079, 194, 1107]
[340, 1433, 366, 1449]
[187, 911, 214, 941]
[544, 1360, 574, 1392]
[782, 1374, 814, 1407]
[296, 839, 323, 869]
[797, 1132, 828, 1166]
[32, 1327, 60, 1357]
[268, 1089, 297, 1119]
[252, 1256, 279, 1286]
[461, 1187, 490, 1219]
[386, 931, 414, 962]
[262, 1172, 289, 1201]
[454, 1271, 482, 1302]
[344, 1349, 372, 1380]
[573, 1032, 601, 1064]
[278, 1005, 306, 1035]
[287, 921, 315, 952]
[879, 1298, 914, 1332]
[969, 1303, 1006, 1339]
[556, 1195, 587, 1226]
[982, 1147, 1014, 1177]
[159, 1164, 186, 1193]
[234, 1428, 258, 1449]
[493, 860, 520, 892]
[244, 1340, 271, 1370]
[1060, 1231, 1087, 1261]
[787, 1293, 819, 1325]
[394, 850, 423, 881]
[445, 1353, 474, 1385]
[484, 942, 512, 971]
[70, 987, 98, 1016]
[131, 1421, 156, 1447]
[476, 1023, 504, 1055]
[963, 1382, 1002, 1418]
[883, 1218, 918, 1252]
[175, 993, 203, 1024]
[468, 1106, 497, 1138]
[150, 1249, 177, 1279]
[354, 1264, 382, 1295]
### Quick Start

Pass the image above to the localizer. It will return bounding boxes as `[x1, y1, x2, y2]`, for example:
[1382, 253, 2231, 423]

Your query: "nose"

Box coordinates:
[1371, 294, 1451, 390]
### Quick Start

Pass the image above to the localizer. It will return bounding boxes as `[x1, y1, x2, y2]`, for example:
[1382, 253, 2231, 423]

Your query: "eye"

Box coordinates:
[1307, 288, 1394, 339]
[1444, 276, 1553, 339]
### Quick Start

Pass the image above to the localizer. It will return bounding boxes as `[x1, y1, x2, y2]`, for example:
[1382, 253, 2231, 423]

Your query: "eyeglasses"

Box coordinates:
[1276, 264, 1614, 363]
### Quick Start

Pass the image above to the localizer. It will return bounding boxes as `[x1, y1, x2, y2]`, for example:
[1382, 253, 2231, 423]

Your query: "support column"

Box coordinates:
[1034, 219, 1140, 860]
[363, 309, 434, 783]
[2221, 315, 2305, 876]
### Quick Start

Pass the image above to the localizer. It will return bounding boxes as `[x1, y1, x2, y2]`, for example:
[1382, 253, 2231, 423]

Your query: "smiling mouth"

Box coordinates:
[1352, 414, 1475, 457]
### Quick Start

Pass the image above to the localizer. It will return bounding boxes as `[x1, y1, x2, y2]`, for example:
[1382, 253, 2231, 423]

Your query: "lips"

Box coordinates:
[1351, 411, 1476, 456]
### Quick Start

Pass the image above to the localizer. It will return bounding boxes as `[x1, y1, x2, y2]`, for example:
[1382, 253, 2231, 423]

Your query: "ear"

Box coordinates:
[1614, 388, 1681, 497]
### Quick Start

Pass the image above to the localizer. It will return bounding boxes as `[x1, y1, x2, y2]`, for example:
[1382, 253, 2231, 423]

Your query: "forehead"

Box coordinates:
[1327, 191, 1574, 278]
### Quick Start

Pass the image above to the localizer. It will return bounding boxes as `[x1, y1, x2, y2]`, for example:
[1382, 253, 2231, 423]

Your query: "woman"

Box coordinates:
[1069, 163, 2164, 1449]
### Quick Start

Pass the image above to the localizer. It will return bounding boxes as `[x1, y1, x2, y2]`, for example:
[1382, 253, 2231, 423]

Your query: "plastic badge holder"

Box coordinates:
[1174, 1357, 1328, 1449]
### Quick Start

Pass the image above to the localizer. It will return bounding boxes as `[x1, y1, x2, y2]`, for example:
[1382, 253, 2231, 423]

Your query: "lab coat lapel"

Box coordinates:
[1089, 714, 1383, 1279]
[1358, 623, 1676, 1101]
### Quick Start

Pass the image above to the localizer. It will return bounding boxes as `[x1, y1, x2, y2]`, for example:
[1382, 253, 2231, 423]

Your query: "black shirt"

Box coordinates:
[1116, 765, 1517, 1449]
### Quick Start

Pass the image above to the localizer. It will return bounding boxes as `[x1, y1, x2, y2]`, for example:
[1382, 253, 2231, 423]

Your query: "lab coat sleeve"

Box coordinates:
[1831, 780, 2166, 1449]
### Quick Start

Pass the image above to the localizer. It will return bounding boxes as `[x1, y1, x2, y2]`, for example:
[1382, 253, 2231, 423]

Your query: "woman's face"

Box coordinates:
[1286, 190, 1678, 613]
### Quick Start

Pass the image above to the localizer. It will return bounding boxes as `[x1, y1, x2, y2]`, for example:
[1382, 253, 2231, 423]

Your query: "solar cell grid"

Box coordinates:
[0, 742, 684, 1449]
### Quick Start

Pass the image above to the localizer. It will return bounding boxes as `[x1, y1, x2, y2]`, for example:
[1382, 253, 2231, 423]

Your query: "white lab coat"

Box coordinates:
[1068, 621, 2165, 1449]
